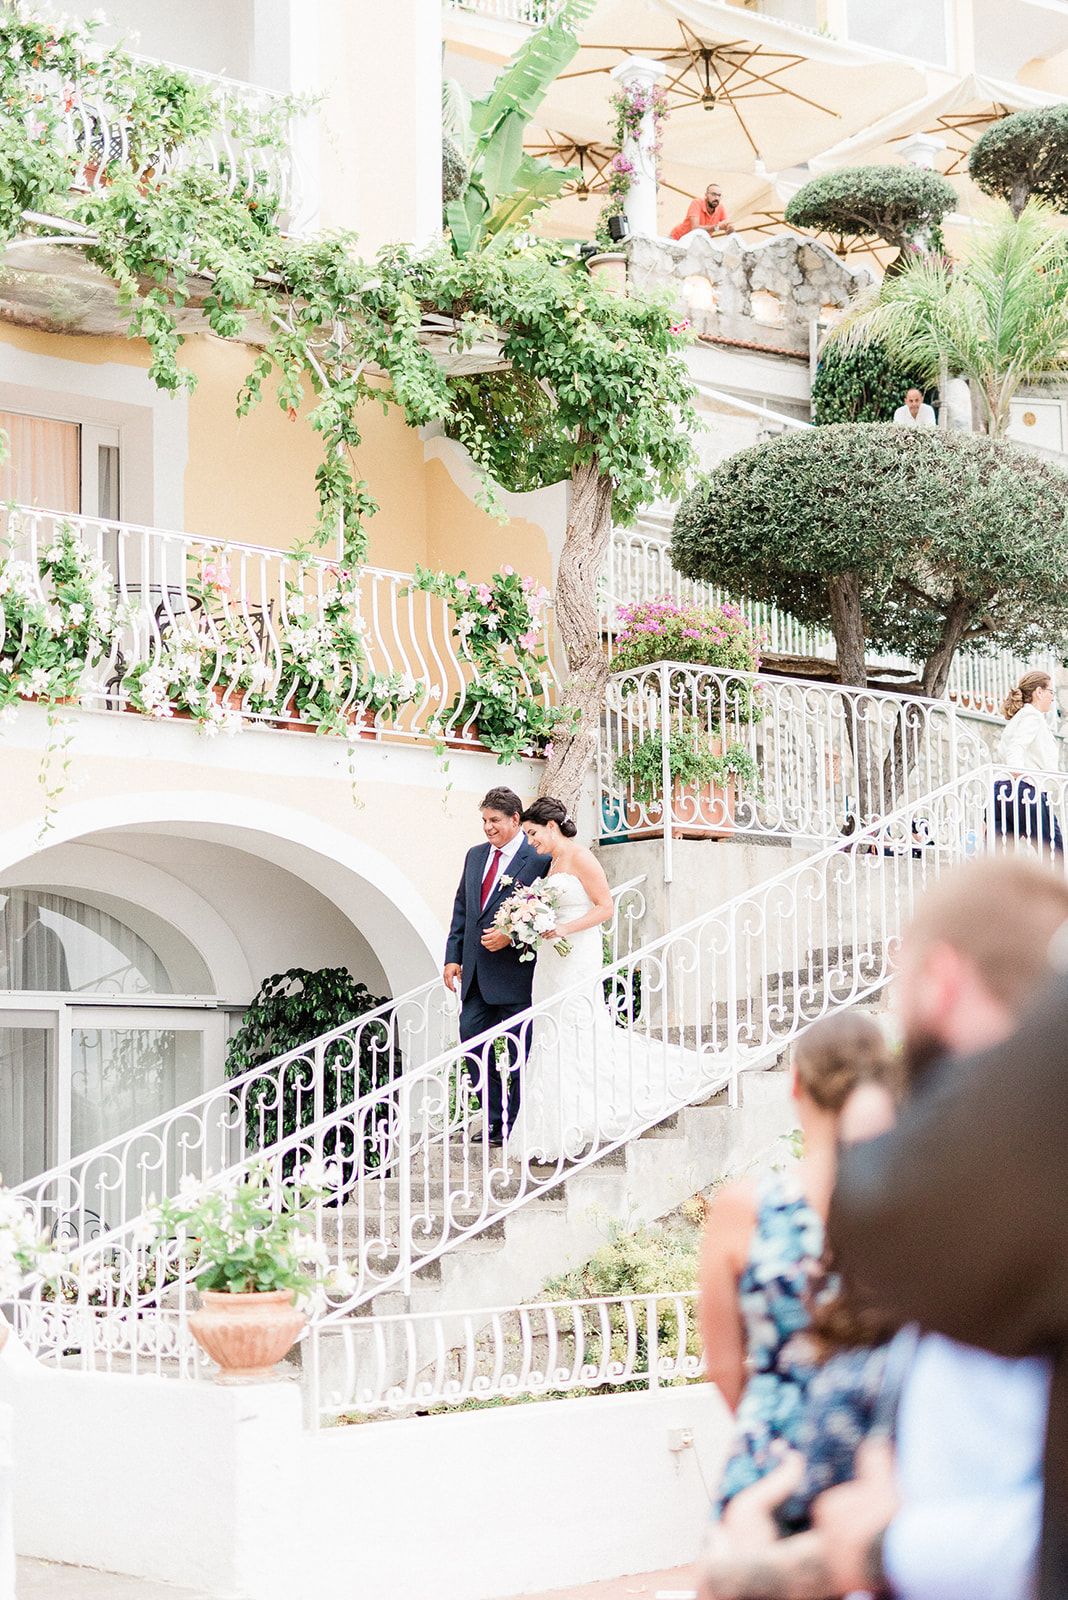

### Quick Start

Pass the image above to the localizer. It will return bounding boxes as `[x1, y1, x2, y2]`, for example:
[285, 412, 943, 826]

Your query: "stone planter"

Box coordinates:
[586, 252, 628, 295]
[188, 1288, 306, 1384]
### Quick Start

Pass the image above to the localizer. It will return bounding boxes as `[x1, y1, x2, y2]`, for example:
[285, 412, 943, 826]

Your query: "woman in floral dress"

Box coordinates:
[698, 1011, 897, 1509]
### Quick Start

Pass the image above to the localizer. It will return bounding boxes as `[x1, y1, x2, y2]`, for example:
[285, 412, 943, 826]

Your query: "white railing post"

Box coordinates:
[659, 661, 673, 884]
[645, 1295, 660, 1393]
[398, 1076, 414, 1297]
[725, 901, 741, 1109]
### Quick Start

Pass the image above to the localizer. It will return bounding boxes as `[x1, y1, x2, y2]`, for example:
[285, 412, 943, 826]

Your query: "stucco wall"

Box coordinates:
[0, 324, 561, 584]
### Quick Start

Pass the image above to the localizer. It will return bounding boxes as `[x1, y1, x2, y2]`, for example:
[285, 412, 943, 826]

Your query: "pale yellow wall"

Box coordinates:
[425, 460, 553, 588]
[1, 323, 555, 585]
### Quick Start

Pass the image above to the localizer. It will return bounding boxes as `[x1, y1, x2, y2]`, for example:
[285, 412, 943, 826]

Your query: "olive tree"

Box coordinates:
[969, 104, 1068, 219]
[671, 424, 1068, 697]
[785, 166, 957, 256]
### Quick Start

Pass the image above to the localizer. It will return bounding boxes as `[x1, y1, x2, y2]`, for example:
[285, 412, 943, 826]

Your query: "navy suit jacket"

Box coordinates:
[445, 838, 550, 1007]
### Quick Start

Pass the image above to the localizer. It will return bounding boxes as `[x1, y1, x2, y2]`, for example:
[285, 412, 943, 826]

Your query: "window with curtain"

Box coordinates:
[0, 411, 81, 513]
[0, 891, 172, 995]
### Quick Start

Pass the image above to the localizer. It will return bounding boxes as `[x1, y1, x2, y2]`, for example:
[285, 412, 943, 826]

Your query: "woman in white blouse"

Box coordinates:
[994, 672, 1063, 857]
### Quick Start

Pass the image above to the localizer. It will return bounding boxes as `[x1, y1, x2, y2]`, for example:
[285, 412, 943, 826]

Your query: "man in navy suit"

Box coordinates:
[443, 786, 550, 1143]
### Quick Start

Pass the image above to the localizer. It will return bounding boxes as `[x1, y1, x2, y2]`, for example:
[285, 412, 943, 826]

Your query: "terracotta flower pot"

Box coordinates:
[451, 720, 485, 753]
[624, 774, 737, 842]
[187, 1288, 306, 1384]
[348, 705, 380, 740]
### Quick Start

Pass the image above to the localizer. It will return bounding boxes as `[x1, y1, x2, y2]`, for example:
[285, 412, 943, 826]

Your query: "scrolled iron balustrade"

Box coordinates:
[14, 769, 1068, 1376]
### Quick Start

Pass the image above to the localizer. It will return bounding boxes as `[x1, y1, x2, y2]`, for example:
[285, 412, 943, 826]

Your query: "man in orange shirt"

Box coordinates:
[671, 182, 734, 241]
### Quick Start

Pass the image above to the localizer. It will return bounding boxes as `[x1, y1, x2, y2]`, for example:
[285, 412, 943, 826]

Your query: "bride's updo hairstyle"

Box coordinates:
[1002, 670, 1051, 722]
[521, 796, 578, 837]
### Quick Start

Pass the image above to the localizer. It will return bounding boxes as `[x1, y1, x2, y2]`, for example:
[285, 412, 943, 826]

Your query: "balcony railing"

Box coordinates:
[444, 0, 562, 22]
[600, 661, 992, 878]
[56, 57, 306, 227]
[1, 504, 562, 752]
[603, 521, 1058, 718]
[306, 1290, 700, 1425]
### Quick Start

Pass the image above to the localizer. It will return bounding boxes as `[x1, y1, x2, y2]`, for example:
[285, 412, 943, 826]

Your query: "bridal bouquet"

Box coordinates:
[494, 878, 573, 962]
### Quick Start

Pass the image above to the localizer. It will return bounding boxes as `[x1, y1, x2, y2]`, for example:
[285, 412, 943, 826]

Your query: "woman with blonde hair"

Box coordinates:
[698, 1011, 897, 1511]
[994, 671, 1063, 857]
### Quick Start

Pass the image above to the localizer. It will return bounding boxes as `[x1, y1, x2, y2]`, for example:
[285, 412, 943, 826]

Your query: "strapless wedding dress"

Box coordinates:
[511, 871, 700, 1161]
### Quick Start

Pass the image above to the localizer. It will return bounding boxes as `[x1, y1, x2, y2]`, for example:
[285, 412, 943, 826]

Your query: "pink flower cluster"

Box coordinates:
[614, 596, 761, 673]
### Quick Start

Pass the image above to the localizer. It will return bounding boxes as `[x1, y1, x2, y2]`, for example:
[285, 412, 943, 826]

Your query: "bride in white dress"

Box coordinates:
[509, 797, 700, 1162]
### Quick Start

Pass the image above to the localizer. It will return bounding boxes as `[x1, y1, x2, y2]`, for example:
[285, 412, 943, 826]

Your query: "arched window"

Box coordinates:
[0, 891, 172, 995]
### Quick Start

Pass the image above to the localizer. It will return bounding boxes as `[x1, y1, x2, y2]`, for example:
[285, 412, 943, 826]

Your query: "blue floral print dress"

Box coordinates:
[716, 1171, 826, 1510]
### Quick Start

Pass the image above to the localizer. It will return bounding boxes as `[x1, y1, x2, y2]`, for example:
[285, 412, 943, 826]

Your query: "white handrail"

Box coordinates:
[12, 879, 646, 1252]
[14, 766, 1063, 1374]
[307, 1289, 701, 1424]
[57, 51, 304, 225]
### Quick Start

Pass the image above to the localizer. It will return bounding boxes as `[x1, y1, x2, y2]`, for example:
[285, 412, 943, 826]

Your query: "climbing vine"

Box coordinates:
[598, 79, 669, 244]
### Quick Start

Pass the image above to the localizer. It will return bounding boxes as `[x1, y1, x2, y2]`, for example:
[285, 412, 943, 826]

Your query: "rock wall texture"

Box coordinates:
[626, 231, 874, 355]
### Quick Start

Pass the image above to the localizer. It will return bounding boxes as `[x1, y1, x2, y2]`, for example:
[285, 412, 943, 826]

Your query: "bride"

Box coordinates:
[508, 796, 699, 1162]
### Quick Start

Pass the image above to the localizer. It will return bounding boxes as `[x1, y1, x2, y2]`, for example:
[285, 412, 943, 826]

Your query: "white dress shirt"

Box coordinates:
[997, 704, 1061, 774]
[482, 828, 526, 900]
[893, 402, 937, 428]
[885, 1334, 1049, 1600]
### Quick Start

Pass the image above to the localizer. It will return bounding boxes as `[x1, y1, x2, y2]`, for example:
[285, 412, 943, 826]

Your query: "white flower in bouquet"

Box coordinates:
[492, 879, 573, 962]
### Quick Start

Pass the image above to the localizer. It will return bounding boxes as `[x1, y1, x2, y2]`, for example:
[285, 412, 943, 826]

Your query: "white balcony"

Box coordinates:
[0, 505, 562, 755]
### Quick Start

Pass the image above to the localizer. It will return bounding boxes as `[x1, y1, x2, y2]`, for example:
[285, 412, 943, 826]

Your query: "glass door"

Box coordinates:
[65, 1005, 227, 1230]
[0, 1008, 56, 1186]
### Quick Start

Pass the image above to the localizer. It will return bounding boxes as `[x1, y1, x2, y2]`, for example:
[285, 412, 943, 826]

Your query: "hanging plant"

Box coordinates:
[597, 80, 669, 245]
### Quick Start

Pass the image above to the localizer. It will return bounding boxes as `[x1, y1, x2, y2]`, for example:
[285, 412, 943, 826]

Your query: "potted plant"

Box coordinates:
[272, 576, 419, 737]
[123, 619, 243, 735]
[613, 724, 760, 840]
[148, 1160, 351, 1384]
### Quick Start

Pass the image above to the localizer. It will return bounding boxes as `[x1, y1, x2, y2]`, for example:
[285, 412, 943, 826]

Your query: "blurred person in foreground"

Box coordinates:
[699, 1013, 897, 1512]
[697, 858, 1068, 1600]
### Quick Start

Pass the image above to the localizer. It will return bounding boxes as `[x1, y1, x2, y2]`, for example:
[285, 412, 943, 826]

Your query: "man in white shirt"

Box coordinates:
[893, 388, 937, 428]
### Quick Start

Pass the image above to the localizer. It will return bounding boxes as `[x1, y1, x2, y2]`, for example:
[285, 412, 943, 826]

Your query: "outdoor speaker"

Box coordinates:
[607, 214, 630, 244]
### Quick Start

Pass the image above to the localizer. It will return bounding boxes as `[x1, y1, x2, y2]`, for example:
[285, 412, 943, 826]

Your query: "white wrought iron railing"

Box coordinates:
[444, 0, 563, 23]
[306, 1290, 700, 1426]
[59, 55, 305, 226]
[599, 661, 993, 880]
[13, 878, 647, 1251]
[12, 767, 1064, 1374]
[603, 520, 1059, 717]
[1, 504, 562, 749]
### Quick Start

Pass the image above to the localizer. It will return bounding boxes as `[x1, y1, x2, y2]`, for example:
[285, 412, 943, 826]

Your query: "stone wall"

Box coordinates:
[625, 230, 874, 357]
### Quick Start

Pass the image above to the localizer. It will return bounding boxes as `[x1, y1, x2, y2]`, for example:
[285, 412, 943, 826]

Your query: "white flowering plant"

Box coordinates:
[272, 574, 420, 734]
[411, 563, 574, 762]
[145, 1160, 352, 1298]
[0, 520, 118, 716]
[493, 877, 573, 962]
[0, 1184, 66, 1304]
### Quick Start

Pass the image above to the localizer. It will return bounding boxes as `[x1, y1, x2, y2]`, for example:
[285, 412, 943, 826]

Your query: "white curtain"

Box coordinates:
[0, 412, 80, 513]
[0, 891, 170, 995]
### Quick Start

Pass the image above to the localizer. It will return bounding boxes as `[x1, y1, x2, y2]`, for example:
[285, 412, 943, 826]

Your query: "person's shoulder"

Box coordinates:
[704, 1176, 758, 1231]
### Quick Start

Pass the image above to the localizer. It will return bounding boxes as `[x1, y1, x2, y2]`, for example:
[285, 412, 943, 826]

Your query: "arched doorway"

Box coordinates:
[0, 795, 444, 1194]
[0, 888, 226, 1187]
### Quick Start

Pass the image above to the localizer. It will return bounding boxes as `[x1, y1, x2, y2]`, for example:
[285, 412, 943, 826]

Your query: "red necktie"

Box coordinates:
[480, 847, 502, 912]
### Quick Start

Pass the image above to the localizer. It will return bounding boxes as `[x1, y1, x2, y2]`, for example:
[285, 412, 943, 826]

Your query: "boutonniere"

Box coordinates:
[498, 874, 513, 889]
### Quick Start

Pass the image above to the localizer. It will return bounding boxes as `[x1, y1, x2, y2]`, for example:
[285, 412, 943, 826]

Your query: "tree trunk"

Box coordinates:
[1010, 177, 1029, 220]
[826, 573, 867, 689]
[826, 573, 880, 820]
[920, 598, 972, 699]
[538, 456, 615, 818]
